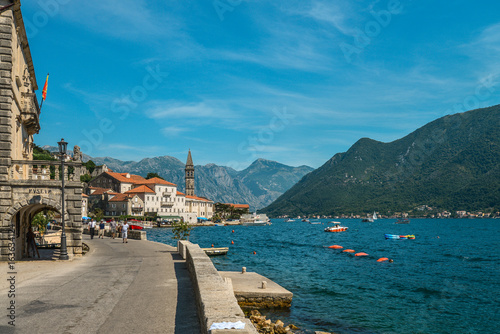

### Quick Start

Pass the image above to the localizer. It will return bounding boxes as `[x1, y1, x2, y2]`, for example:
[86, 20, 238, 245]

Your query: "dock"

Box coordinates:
[219, 271, 293, 308]
[202, 247, 229, 256]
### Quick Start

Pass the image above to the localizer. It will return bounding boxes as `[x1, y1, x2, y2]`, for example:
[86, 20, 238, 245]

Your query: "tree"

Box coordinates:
[31, 211, 54, 233]
[146, 173, 164, 180]
[91, 208, 104, 221]
[84, 160, 96, 174]
[80, 174, 92, 183]
[171, 219, 192, 240]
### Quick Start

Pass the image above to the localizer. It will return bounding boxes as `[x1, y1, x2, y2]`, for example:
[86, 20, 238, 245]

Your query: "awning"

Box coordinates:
[82, 216, 91, 220]
[197, 217, 208, 220]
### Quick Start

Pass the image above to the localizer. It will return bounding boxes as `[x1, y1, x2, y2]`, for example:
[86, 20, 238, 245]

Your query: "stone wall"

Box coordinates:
[178, 240, 258, 334]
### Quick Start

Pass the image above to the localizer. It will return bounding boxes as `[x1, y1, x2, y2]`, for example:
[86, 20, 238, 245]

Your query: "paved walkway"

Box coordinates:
[0, 235, 200, 334]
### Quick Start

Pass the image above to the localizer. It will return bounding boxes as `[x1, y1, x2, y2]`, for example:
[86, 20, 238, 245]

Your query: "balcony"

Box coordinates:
[161, 198, 175, 207]
[19, 92, 41, 135]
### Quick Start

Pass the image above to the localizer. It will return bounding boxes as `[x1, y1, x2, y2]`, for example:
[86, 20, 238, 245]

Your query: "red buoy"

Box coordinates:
[343, 249, 355, 253]
[355, 252, 369, 256]
[328, 245, 343, 249]
[377, 257, 389, 262]
[231, 240, 234, 245]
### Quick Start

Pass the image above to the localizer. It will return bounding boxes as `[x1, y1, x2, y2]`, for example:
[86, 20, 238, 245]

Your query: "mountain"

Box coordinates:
[80, 155, 313, 211]
[262, 105, 500, 216]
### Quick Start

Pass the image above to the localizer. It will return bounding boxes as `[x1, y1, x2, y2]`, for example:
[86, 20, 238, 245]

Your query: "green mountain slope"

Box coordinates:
[262, 105, 500, 216]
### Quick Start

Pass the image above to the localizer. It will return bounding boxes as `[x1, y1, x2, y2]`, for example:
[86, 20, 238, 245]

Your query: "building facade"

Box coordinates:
[0, 1, 84, 260]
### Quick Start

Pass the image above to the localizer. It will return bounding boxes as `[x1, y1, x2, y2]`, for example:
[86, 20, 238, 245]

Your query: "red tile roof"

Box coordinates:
[177, 191, 185, 196]
[225, 203, 250, 209]
[125, 185, 156, 194]
[105, 172, 147, 184]
[138, 177, 177, 186]
[186, 195, 212, 202]
[109, 193, 130, 202]
[82, 194, 89, 198]
[88, 187, 114, 196]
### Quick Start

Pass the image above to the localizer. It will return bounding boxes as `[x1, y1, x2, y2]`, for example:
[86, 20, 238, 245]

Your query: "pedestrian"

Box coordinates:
[98, 220, 105, 239]
[26, 226, 40, 258]
[110, 220, 116, 239]
[122, 221, 129, 243]
[89, 219, 96, 239]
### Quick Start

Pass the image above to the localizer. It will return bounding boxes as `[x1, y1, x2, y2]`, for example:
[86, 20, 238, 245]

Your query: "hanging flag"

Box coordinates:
[42, 73, 49, 101]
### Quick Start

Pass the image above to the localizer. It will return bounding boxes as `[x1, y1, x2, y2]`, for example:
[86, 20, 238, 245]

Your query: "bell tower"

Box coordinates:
[185, 150, 195, 196]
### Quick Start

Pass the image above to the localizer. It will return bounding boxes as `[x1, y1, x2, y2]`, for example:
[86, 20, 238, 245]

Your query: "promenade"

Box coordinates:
[1, 235, 200, 334]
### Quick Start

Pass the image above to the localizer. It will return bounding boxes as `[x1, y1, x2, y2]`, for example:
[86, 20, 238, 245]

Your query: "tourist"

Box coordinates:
[26, 226, 39, 258]
[110, 220, 116, 239]
[89, 219, 96, 239]
[98, 220, 105, 239]
[122, 221, 129, 243]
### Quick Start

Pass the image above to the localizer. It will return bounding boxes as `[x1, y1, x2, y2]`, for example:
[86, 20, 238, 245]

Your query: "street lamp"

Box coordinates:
[58, 138, 69, 260]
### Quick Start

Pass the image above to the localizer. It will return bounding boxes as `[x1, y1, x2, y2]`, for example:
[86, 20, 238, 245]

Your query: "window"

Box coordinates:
[135, 197, 138, 203]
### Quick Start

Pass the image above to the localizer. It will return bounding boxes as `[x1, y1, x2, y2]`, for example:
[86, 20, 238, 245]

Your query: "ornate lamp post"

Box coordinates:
[58, 138, 69, 260]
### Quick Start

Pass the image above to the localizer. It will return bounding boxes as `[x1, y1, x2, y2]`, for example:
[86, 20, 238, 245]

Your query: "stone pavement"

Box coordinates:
[0, 235, 200, 334]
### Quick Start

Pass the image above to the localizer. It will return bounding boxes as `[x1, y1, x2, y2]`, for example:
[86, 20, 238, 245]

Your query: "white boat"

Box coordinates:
[285, 219, 296, 222]
[373, 212, 378, 220]
[240, 213, 271, 226]
[324, 222, 348, 232]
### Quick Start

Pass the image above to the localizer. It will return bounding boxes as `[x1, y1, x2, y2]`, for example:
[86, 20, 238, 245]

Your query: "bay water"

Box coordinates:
[147, 219, 499, 334]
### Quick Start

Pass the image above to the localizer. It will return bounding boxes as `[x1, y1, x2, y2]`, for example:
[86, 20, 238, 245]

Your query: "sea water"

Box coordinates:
[147, 219, 500, 334]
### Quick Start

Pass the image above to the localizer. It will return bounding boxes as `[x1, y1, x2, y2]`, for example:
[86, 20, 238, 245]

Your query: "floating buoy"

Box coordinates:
[253, 251, 256, 255]
[355, 252, 369, 256]
[343, 249, 355, 253]
[232, 230, 235, 233]
[328, 245, 343, 249]
[377, 257, 389, 262]
[231, 240, 234, 245]
[211, 244, 214, 248]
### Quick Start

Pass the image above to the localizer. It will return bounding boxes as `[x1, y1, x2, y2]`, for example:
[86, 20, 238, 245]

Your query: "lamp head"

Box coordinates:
[58, 138, 68, 155]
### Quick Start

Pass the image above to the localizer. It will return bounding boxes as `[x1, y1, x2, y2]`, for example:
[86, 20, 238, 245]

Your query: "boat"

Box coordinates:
[301, 219, 310, 222]
[395, 218, 410, 224]
[324, 222, 348, 232]
[240, 213, 271, 226]
[202, 247, 229, 256]
[385, 234, 415, 240]
[309, 221, 321, 225]
[285, 219, 296, 222]
[373, 212, 378, 220]
[361, 218, 373, 222]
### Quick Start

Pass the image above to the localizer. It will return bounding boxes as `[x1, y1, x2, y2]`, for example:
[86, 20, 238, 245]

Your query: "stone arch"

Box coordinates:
[4, 195, 71, 260]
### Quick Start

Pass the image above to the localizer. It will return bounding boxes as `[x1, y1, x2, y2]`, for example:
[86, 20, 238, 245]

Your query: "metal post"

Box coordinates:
[58, 139, 69, 260]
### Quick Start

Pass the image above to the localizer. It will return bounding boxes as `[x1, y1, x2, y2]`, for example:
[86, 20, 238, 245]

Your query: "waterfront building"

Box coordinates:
[0, 1, 84, 260]
[88, 171, 146, 193]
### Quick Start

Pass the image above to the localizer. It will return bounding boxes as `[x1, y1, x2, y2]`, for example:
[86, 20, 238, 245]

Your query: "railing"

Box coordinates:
[161, 199, 175, 207]
[10, 160, 84, 181]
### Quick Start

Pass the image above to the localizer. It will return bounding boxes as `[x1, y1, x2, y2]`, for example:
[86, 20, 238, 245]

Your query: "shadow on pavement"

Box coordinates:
[171, 252, 201, 334]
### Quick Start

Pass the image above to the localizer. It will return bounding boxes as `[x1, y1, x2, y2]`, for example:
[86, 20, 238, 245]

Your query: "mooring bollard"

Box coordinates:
[261, 281, 267, 289]
[242, 267, 246, 274]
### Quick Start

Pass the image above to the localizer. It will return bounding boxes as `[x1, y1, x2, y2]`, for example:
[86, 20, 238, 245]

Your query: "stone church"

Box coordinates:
[0, 1, 84, 260]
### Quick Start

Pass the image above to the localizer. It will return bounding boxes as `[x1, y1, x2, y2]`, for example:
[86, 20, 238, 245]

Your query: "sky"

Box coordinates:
[23, 0, 500, 170]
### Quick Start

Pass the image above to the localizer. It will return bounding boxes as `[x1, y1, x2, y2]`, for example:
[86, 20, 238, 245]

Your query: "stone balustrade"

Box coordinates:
[10, 160, 85, 181]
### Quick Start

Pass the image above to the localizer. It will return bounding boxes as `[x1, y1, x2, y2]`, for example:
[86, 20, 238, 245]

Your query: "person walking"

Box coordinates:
[122, 221, 129, 243]
[26, 226, 40, 258]
[98, 220, 105, 239]
[89, 219, 96, 239]
[110, 220, 116, 239]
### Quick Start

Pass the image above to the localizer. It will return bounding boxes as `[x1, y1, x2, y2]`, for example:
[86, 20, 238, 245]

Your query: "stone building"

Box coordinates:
[185, 149, 194, 196]
[0, 1, 84, 260]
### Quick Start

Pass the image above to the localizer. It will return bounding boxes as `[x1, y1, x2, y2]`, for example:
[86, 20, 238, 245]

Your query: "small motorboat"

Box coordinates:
[395, 218, 410, 224]
[385, 234, 415, 240]
[324, 222, 348, 232]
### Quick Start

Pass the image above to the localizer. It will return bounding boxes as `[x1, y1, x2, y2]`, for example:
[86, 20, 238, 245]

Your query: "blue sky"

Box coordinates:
[24, 0, 500, 169]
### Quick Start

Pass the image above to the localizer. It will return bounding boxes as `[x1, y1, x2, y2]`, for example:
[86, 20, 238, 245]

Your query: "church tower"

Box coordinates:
[185, 150, 195, 196]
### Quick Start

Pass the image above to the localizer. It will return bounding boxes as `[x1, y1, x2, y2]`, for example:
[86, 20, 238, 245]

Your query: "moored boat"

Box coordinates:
[324, 222, 348, 232]
[385, 234, 415, 240]
[395, 218, 410, 224]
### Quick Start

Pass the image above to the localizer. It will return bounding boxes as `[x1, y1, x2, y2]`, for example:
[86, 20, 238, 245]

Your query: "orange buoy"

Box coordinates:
[343, 249, 355, 253]
[377, 257, 389, 262]
[211, 244, 214, 248]
[328, 245, 343, 249]
[355, 252, 369, 256]
[231, 240, 234, 245]
[253, 251, 256, 255]
[232, 230, 235, 233]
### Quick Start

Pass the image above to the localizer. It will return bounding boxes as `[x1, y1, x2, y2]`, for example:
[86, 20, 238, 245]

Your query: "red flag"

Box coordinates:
[42, 74, 49, 101]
